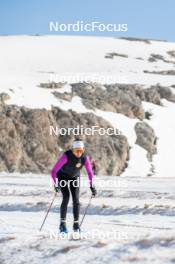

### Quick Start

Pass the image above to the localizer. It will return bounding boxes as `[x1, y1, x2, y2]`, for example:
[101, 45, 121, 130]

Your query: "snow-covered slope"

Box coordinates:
[0, 174, 175, 264]
[0, 35, 175, 109]
[1, 36, 175, 263]
[0, 35, 175, 177]
[143, 100, 175, 177]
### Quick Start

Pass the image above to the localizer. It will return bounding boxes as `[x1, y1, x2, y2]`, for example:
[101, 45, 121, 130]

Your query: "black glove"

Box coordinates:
[54, 185, 60, 193]
[90, 185, 97, 197]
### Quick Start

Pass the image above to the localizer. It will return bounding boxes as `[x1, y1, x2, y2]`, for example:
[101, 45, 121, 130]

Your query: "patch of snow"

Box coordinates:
[0, 35, 175, 110]
[143, 100, 175, 177]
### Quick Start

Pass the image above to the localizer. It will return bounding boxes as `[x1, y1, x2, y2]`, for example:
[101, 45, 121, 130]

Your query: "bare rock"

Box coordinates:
[135, 86, 162, 105]
[119, 37, 151, 44]
[148, 53, 175, 64]
[0, 103, 129, 175]
[0, 93, 10, 103]
[105, 52, 128, 59]
[39, 82, 66, 89]
[144, 70, 175, 75]
[135, 122, 157, 158]
[157, 86, 175, 103]
[70, 83, 145, 119]
[135, 85, 175, 105]
[167, 50, 175, 58]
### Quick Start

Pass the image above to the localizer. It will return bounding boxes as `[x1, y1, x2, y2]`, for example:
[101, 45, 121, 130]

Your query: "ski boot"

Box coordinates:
[73, 220, 81, 232]
[59, 220, 68, 234]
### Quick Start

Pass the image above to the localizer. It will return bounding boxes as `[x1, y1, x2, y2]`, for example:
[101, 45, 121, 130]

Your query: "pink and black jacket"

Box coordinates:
[51, 150, 94, 186]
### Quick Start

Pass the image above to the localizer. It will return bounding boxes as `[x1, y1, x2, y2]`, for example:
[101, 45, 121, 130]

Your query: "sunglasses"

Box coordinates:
[73, 148, 84, 154]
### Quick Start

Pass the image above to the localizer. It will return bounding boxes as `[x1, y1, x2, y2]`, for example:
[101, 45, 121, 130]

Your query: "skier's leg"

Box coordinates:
[59, 179, 70, 228]
[69, 177, 80, 231]
[69, 177, 80, 221]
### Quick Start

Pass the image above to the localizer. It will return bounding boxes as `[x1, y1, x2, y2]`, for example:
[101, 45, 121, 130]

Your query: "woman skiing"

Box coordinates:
[51, 139, 97, 233]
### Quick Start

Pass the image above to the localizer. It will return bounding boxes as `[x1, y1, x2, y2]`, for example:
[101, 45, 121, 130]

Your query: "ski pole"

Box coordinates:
[80, 195, 93, 228]
[39, 192, 57, 231]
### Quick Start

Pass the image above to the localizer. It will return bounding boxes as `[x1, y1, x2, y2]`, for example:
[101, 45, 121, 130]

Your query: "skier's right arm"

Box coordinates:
[51, 153, 68, 184]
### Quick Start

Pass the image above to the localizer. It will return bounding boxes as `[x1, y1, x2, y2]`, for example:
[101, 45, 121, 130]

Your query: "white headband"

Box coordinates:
[72, 141, 84, 149]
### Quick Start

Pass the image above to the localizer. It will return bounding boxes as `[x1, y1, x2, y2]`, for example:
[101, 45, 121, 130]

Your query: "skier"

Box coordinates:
[51, 139, 97, 234]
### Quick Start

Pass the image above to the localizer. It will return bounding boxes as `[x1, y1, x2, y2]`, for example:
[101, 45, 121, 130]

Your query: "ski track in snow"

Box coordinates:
[0, 174, 175, 264]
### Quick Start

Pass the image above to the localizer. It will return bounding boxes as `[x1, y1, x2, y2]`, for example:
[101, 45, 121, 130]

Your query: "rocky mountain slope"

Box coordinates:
[0, 36, 175, 176]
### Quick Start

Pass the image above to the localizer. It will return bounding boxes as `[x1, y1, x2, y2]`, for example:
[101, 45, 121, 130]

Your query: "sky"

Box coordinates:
[0, 0, 175, 42]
